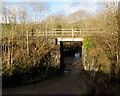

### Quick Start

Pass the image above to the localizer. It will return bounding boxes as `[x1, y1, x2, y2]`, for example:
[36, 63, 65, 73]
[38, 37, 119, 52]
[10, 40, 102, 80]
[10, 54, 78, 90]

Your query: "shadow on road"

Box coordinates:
[3, 53, 99, 95]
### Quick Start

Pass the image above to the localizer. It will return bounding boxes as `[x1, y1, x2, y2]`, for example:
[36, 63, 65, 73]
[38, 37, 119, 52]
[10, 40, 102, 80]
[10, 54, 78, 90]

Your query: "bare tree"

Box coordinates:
[18, 6, 29, 54]
[2, 6, 8, 25]
[32, 2, 45, 23]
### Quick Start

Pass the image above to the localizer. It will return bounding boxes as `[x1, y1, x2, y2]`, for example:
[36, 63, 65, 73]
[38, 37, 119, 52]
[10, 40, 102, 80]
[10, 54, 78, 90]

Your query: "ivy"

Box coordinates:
[83, 38, 93, 50]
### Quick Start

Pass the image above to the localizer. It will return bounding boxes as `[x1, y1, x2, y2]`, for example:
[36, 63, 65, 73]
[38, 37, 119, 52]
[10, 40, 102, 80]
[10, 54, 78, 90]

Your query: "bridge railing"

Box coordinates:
[26, 29, 102, 37]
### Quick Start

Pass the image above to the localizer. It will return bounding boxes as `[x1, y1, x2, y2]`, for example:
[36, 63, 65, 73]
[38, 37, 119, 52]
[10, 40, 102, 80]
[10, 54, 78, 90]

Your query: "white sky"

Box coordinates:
[0, 0, 119, 23]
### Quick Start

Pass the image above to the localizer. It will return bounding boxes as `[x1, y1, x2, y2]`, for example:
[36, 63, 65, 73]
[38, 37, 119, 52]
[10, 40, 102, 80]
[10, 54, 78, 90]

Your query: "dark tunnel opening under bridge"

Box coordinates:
[60, 41, 83, 73]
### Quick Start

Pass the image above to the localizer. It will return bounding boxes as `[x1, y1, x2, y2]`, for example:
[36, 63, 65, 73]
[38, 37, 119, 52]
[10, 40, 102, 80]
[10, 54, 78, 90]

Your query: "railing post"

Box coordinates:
[80, 29, 81, 35]
[61, 30, 63, 38]
[55, 29, 56, 36]
[62, 29, 64, 38]
[72, 29, 74, 38]
[46, 28, 47, 38]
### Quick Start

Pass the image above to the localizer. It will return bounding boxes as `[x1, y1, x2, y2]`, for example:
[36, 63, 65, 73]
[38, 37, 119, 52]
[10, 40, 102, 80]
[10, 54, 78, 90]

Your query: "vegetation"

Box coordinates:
[1, 2, 119, 94]
[82, 2, 119, 95]
[2, 38, 60, 87]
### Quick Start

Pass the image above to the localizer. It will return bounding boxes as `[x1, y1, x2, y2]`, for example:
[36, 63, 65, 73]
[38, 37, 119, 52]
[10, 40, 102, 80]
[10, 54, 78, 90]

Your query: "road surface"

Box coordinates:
[3, 54, 98, 94]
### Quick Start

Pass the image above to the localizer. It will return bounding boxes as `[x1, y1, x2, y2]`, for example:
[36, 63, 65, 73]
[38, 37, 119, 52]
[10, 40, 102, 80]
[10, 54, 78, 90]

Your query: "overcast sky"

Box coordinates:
[1, 0, 119, 23]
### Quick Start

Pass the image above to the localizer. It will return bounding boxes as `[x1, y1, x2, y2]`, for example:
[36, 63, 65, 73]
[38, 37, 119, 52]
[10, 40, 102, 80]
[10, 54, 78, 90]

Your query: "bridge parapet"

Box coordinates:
[26, 29, 103, 38]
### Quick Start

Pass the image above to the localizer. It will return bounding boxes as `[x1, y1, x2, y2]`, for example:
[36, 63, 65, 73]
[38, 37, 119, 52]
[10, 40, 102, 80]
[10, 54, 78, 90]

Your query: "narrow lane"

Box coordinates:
[3, 54, 98, 94]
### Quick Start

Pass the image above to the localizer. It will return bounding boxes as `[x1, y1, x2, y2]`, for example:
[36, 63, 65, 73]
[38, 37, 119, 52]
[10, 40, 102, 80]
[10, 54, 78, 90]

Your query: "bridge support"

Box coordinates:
[60, 41, 65, 73]
[54, 37, 84, 73]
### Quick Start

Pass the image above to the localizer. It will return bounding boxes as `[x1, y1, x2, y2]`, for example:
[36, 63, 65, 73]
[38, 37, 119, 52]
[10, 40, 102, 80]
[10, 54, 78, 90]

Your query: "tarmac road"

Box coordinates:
[3, 55, 98, 95]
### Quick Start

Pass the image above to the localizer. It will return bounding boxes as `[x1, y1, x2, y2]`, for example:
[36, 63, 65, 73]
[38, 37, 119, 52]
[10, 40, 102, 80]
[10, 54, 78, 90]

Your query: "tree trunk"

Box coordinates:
[27, 30, 29, 54]
[7, 38, 10, 69]
[10, 30, 14, 66]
